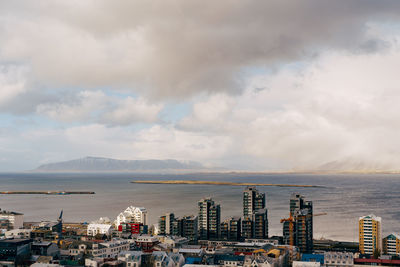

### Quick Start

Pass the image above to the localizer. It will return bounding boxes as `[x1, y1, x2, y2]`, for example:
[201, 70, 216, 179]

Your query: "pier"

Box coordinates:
[0, 191, 95, 195]
[130, 180, 324, 188]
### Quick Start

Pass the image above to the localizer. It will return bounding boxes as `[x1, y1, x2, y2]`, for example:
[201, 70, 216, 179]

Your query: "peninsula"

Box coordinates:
[130, 180, 323, 188]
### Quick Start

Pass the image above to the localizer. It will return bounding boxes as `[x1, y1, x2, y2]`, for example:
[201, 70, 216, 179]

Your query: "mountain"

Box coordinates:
[34, 156, 208, 172]
[315, 158, 398, 173]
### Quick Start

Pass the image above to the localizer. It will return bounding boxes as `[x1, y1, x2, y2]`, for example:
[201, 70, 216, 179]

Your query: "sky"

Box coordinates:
[2, 1, 400, 171]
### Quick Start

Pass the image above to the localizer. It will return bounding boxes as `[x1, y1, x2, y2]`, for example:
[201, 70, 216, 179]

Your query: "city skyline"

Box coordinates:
[2, 1, 400, 172]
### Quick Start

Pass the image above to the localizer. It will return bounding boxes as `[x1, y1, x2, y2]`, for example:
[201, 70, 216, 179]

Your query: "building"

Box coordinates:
[159, 213, 175, 235]
[229, 217, 241, 241]
[282, 194, 313, 253]
[220, 220, 229, 240]
[242, 187, 268, 240]
[116, 206, 147, 227]
[0, 238, 32, 266]
[117, 251, 144, 267]
[253, 208, 268, 239]
[359, 214, 382, 255]
[383, 233, 400, 256]
[241, 217, 253, 240]
[4, 229, 32, 239]
[87, 218, 112, 236]
[92, 239, 130, 258]
[32, 221, 62, 232]
[292, 261, 320, 267]
[243, 187, 265, 218]
[135, 235, 160, 252]
[301, 254, 324, 265]
[31, 241, 60, 258]
[0, 209, 24, 229]
[181, 215, 198, 244]
[87, 223, 112, 236]
[172, 215, 198, 244]
[324, 252, 353, 266]
[0, 218, 11, 231]
[118, 222, 148, 235]
[198, 198, 221, 240]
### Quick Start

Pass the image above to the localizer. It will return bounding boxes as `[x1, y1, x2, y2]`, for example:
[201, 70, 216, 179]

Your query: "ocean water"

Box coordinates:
[0, 172, 399, 241]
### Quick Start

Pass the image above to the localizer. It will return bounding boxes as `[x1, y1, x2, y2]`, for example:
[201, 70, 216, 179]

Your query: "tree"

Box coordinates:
[373, 248, 381, 259]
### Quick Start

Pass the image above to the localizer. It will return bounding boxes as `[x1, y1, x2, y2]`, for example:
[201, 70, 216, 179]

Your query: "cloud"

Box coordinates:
[0, 65, 27, 106]
[4, 43, 400, 171]
[2, 1, 400, 171]
[36, 90, 163, 125]
[1, 1, 400, 98]
[175, 43, 400, 170]
[102, 97, 163, 126]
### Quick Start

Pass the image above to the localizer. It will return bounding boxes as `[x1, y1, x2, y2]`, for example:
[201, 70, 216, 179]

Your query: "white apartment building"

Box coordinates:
[92, 239, 130, 258]
[87, 223, 112, 236]
[116, 206, 147, 226]
[4, 229, 31, 239]
[324, 252, 354, 266]
[0, 210, 24, 229]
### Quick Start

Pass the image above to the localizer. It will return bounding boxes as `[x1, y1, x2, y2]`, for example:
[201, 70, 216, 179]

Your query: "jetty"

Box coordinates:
[0, 191, 95, 195]
[130, 180, 323, 188]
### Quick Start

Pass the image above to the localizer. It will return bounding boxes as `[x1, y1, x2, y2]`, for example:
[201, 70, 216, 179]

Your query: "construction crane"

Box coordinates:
[280, 212, 327, 246]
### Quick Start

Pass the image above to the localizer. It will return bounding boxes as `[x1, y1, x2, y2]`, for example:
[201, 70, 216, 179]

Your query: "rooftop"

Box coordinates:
[0, 210, 23, 216]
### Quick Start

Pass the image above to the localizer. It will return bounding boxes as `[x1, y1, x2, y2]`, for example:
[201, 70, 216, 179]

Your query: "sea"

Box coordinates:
[0, 172, 399, 242]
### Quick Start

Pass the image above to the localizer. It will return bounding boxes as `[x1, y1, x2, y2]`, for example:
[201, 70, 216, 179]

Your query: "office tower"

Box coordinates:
[159, 213, 175, 235]
[229, 217, 241, 241]
[198, 198, 221, 240]
[243, 187, 266, 218]
[383, 233, 400, 255]
[282, 193, 313, 253]
[253, 208, 268, 239]
[241, 217, 253, 239]
[221, 220, 229, 240]
[359, 214, 382, 255]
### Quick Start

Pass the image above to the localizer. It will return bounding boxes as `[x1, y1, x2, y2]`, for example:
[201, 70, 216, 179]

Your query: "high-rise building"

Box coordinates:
[359, 214, 382, 255]
[229, 217, 241, 241]
[172, 215, 198, 244]
[198, 198, 221, 240]
[282, 193, 313, 253]
[220, 217, 242, 241]
[253, 208, 268, 239]
[242, 186, 268, 240]
[383, 233, 400, 256]
[241, 217, 253, 239]
[220, 220, 229, 240]
[243, 187, 266, 218]
[159, 213, 175, 235]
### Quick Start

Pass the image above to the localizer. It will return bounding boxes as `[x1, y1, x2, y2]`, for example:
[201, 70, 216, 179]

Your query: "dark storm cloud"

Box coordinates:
[1, 0, 400, 98]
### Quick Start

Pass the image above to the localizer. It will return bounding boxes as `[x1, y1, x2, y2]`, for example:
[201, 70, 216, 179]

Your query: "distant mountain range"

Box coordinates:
[34, 156, 209, 172]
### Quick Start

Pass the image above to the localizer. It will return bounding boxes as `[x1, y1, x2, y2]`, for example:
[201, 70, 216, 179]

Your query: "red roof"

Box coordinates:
[355, 258, 400, 265]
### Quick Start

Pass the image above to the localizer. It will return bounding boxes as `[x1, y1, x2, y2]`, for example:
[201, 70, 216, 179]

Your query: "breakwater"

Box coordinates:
[0, 191, 95, 195]
[130, 180, 323, 188]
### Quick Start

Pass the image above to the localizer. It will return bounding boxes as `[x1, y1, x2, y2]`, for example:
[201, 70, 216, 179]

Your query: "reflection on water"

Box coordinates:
[1, 172, 399, 241]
